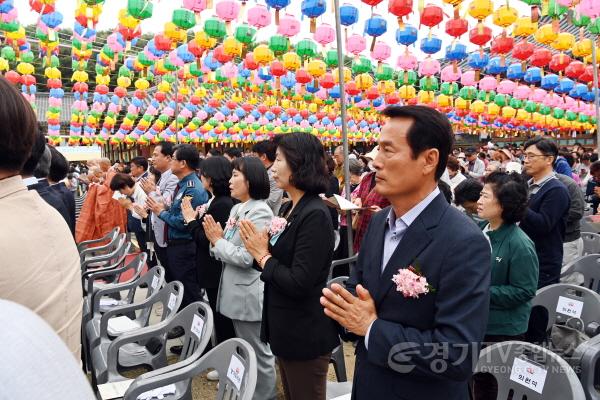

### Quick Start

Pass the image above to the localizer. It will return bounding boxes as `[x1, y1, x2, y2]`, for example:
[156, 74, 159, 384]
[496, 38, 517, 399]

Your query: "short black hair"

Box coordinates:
[34, 145, 51, 178]
[232, 157, 270, 200]
[0, 77, 37, 172]
[277, 132, 330, 194]
[156, 142, 174, 157]
[591, 153, 599, 163]
[225, 147, 242, 159]
[252, 140, 276, 162]
[325, 154, 336, 174]
[208, 149, 222, 157]
[563, 153, 575, 167]
[131, 156, 148, 171]
[454, 178, 483, 206]
[22, 131, 47, 176]
[109, 173, 135, 191]
[446, 155, 460, 172]
[438, 180, 453, 204]
[484, 171, 529, 224]
[173, 144, 200, 171]
[524, 137, 559, 162]
[590, 160, 600, 175]
[382, 105, 453, 180]
[49, 146, 69, 182]
[200, 156, 233, 197]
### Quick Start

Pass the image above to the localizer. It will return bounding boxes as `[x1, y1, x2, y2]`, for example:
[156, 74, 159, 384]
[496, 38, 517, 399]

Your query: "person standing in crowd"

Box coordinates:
[0, 76, 82, 359]
[464, 147, 485, 180]
[321, 106, 491, 400]
[239, 133, 339, 400]
[224, 147, 242, 162]
[252, 140, 284, 216]
[521, 137, 570, 288]
[147, 144, 208, 312]
[129, 156, 149, 182]
[446, 155, 466, 193]
[139, 142, 179, 280]
[110, 173, 148, 226]
[203, 157, 276, 400]
[333, 145, 345, 185]
[472, 172, 538, 400]
[324, 155, 340, 232]
[335, 158, 365, 261]
[454, 178, 485, 222]
[179, 156, 237, 361]
[555, 173, 585, 265]
[554, 149, 574, 177]
[48, 146, 76, 235]
[126, 157, 150, 255]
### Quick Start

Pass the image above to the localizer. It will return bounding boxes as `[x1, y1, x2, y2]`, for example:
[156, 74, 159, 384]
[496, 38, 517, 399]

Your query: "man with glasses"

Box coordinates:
[520, 137, 570, 289]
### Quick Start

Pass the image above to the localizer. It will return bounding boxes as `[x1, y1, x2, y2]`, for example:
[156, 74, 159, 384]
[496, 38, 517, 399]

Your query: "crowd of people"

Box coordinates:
[1, 70, 599, 400]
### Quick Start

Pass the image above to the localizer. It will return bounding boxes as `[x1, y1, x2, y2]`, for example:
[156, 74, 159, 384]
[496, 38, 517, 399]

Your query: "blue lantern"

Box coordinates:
[555, 78, 574, 94]
[524, 67, 542, 84]
[445, 43, 467, 61]
[265, 0, 291, 24]
[395, 25, 418, 46]
[420, 36, 442, 55]
[365, 15, 387, 41]
[41, 12, 63, 29]
[301, 0, 326, 32]
[467, 52, 489, 70]
[486, 57, 507, 75]
[340, 4, 359, 26]
[541, 74, 559, 91]
[506, 63, 525, 80]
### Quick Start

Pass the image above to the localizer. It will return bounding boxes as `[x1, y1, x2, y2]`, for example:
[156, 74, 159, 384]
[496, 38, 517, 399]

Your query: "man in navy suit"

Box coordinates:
[322, 105, 491, 400]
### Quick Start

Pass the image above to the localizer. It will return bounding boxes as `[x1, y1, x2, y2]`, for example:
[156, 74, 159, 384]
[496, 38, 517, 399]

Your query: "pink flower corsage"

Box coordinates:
[269, 217, 288, 245]
[196, 204, 208, 218]
[225, 217, 238, 232]
[391, 266, 434, 299]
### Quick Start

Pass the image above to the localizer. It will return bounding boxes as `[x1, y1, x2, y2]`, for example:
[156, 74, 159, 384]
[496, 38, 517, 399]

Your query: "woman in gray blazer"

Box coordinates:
[203, 157, 276, 400]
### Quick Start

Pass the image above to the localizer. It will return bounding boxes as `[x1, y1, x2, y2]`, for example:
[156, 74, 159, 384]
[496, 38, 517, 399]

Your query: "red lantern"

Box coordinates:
[47, 78, 62, 89]
[362, 0, 384, 6]
[213, 45, 233, 64]
[549, 53, 571, 73]
[579, 65, 594, 84]
[365, 86, 379, 100]
[345, 81, 360, 96]
[315, 111, 326, 120]
[287, 107, 298, 117]
[29, 0, 56, 14]
[244, 53, 258, 70]
[469, 25, 492, 46]
[241, 103, 254, 112]
[490, 36, 514, 55]
[299, 109, 309, 119]
[529, 48, 552, 68]
[187, 39, 203, 58]
[565, 61, 585, 79]
[190, 96, 202, 105]
[445, 17, 468, 38]
[389, 0, 413, 20]
[295, 69, 311, 85]
[271, 105, 282, 115]
[208, 99, 220, 108]
[5, 71, 21, 85]
[95, 84, 109, 95]
[154, 34, 172, 52]
[270, 60, 286, 77]
[385, 92, 400, 104]
[154, 92, 166, 102]
[319, 73, 335, 89]
[512, 40, 535, 61]
[420, 4, 443, 28]
[114, 86, 127, 98]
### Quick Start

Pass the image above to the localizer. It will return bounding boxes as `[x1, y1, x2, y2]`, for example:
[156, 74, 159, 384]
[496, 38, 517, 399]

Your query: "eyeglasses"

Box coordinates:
[524, 153, 551, 160]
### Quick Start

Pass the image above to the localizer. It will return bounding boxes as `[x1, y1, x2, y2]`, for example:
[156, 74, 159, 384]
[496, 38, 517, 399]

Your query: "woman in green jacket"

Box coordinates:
[472, 171, 539, 400]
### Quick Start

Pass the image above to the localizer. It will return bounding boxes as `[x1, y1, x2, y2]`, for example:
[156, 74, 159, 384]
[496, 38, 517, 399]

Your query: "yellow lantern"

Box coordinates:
[135, 78, 150, 91]
[551, 32, 575, 52]
[119, 9, 140, 30]
[532, 113, 542, 124]
[179, 86, 190, 96]
[308, 103, 318, 113]
[501, 106, 516, 119]
[487, 103, 500, 116]
[513, 17, 537, 37]
[377, 80, 395, 94]
[356, 73, 374, 90]
[7, 26, 26, 41]
[195, 31, 217, 49]
[253, 44, 274, 65]
[534, 24, 557, 45]
[455, 97, 469, 110]
[0, 58, 8, 72]
[158, 81, 171, 92]
[282, 51, 301, 71]
[398, 85, 416, 100]
[438, 94, 453, 108]
[584, 48, 600, 64]
[572, 39, 593, 58]
[96, 75, 110, 85]
[468, 0, 493, 20]
[332, 67, 351, 83]
[492, 5, 517, 28]
[470, 100, 486, 114]
[117, 76, 131, 88]
[165, 22, 186, 42]
[72, 70, 89, 82]
[230, 92, 242, 102]
[223, 36, 242, 57]
[44, 67, 61, 79]
[307, 59, 326, 78]
[196, 87, 207, 98]
[418, 90, 435, 104]
[516, 109, 529, 121]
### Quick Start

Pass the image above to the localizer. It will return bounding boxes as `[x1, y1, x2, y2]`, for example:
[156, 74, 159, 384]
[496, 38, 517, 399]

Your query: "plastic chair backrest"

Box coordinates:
[572, 334, 600, 400]
[81, 233, 128, 271]
[328, 276, 349, 289]
[561, 255, 600, 293]
[77, 227, 120, 253]
[123, 338, 257, 400]
[475, 341, 585, 400]
[329, 255, 358, 281]
[582, 233, 600, 256]
[581, 216, 599, 235]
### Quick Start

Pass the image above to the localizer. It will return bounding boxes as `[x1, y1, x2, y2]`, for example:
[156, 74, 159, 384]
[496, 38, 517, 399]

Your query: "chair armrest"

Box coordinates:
[79, 240, 116, 260]
[91, 280, 139, 315]
[84, 265, 122, 295]
[99, 296, 158, 340]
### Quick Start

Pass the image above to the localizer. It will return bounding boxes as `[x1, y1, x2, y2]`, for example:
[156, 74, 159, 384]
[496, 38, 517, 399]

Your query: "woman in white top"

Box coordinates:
[109, 173, 148, 221]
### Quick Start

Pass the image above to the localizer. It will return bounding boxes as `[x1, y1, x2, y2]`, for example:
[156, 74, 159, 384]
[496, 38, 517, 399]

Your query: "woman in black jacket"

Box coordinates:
[181, 156, 236, 348]
[239, 132, 339, 400]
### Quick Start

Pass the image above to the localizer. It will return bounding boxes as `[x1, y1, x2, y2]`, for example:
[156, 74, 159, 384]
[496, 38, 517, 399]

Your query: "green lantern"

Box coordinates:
[397, 70, 417, 85]
[204, 17, 227, 39]
[0, 21, 19, 33]
[547, 0, 568, 19]
[147, 71, 155, 82]
[95, 64, 106, 75]
[72, 38, 83, 50]
[325, 50, 338, 67]
[303, 93, 314, 101]
[158, 115, 170, 124]
[143, 114, 153, 122]
[539, 105, 551, 115]
[268, 34, 288, 53]
[128, 0, 153, 19]
[494, 94, 507, 107]
[252, 122, 261, 130]
[137, 52, 153, 67]
[552, 107, 565, 119]
[440, 82, 459, 96]
[172, 8, 196, 30]
[163, 59, 178, 72]
[83, 0, 105, 5]
[163, 74, 176, 83]
[519, 0, 541, 4]
[48, 106, 62, 114]
[477, 90, 495, 102]
[126, 113, 136, 120]
[588, 18, 600, 35]
[459, 86, 477, 101]
[524, 100, 538, 113]
[375, 64, 393, 81]
[102, 44, 115, 59]
[420, 76, 439, 91]
[352, 56, 371, 74]
[118, 65, 132, 78]
[592, 117, 597, 125]
[509, 98, 522, 109]
[21, 52, 34, 63]
[190, 63, 203, 77]
[235, 24, 257, 45]
[296, 39, 317, 58]
[565, 110, 577, 121]
[578, 113, 589, 123]
[572, 13, 591, 28]
[215, 70, 227, 83]
[35, 28, 49, 42]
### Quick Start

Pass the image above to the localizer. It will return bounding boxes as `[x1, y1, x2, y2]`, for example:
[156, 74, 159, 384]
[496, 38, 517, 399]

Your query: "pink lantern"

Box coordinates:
[496, 80, 516, 95]
[440, 65, 461, 82]
[146, 106, 158, 115]
[346, 33, 366, 56]
[221, 62, 238, 78]
[478, 75, 497, 91]
[314, 23, 335, 46]
[1, 8, 18, 23]
[396, 51, 417, 70]
[247, 4, 271, 28]
[127, 104, 138, 114]
[183, 0, 207, 13]
[197, 110, 208, 120]
[215, 0, 241, 22]
[513, 85, 531, 100]
[163, 107, 175, 117]
[277, 14, 300, 37]
[563, 96, 576, 110]
[108, 103, 119, 113]
[418, 58, 440, 77]
[578, 0, 600, 18]
[530, 88, 546, 102]
[316, 87, 328, 99]
[168, 51, 185, 67]
[48, 97, 61, 107]
[371, 41, 391, 62]
[461, 70, 477, 86]
[107, 32, 125, 52]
